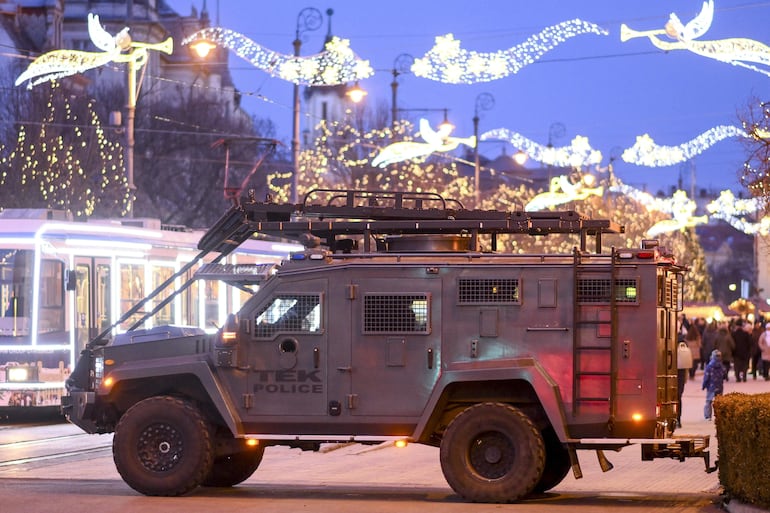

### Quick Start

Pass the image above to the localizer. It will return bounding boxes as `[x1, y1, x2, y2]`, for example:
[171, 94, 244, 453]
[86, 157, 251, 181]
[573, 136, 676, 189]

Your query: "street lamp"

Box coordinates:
[473, 93, 494, 206]
[292, 7, 323, 204]
[390, 53, 414, 129]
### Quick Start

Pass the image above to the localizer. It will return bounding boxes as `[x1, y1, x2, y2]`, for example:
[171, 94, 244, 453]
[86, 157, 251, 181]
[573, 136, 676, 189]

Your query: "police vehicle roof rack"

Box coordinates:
[199, 188, 624, 256]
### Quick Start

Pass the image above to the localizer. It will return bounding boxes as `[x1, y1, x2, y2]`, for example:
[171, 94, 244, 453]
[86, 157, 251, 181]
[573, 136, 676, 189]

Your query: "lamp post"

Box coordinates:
[292, 7, 323, 204]
[390, 53, 414, 130]
[473, 93, 494, 206]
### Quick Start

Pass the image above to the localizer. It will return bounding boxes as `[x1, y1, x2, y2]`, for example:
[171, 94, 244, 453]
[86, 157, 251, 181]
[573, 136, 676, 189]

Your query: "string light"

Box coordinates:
[621, 125, 746, 167]
[411, 20, 608, 84]
[621, 0, 770, 78]
[481, 128, 603, 168]
[183, 28, 373, 86]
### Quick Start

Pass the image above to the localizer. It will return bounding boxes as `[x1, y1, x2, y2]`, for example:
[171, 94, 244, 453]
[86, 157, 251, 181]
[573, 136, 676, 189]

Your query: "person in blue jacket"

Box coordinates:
[702, 349, 725, 420]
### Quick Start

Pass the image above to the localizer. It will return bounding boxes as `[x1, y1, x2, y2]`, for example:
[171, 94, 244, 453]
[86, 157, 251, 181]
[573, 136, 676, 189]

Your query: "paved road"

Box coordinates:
[0, 368, 766, 512]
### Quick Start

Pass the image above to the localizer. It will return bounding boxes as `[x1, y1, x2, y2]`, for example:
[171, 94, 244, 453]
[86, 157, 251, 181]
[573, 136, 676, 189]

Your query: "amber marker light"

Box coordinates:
[395, 440, 408, 448]
[246, 438, 260, 447]
[631, 413, 643, 422]
[103, 376, 114, 388]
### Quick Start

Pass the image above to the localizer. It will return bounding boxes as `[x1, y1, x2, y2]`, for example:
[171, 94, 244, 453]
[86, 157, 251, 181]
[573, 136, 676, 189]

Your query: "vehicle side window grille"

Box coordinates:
[363, 294, 429, 334]
[254, 294, 321, 338]
[458, 278, 520, 304]
[577, 278, 638, 304]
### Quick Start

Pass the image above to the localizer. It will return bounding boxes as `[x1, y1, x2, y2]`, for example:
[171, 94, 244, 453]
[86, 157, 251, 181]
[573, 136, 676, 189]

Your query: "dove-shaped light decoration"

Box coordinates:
[621, 0, 770, 78]
[371, 119, 475, 167]
[16, 13, 172, 89]
[525, 174, 603, 211]
[183, 28, 372, 86]
[411, 19, 608, 84]
[609, 185, 707, 237]
[621, 125, 746, 167]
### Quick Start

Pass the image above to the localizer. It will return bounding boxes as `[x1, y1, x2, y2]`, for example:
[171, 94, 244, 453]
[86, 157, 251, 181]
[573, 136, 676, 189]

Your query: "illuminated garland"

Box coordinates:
[621, 0, 770, 78]
[481, 128, 602, 168]
[621, 125, 746, 167]
[706, 190, 769, 235]
[183, 28, 373, 86]
[16, 13, 172, 89]
[412, 20, 608, 84]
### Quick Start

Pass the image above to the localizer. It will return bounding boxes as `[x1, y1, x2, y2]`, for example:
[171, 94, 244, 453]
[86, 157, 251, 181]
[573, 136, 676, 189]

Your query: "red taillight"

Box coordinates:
[636, 251, 656, 259]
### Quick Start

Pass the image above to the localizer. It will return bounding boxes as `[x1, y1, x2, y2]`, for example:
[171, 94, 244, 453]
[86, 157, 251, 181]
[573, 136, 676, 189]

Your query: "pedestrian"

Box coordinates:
[684, 324, 702, 379]
[751, 320, 763, 379]
[701, 320, 718, 370]
[702, 349, 725, 420]
[715, 323, 735, 380]
[732, 319, 752, 382]
[676, 341, 692, 428]
[759, 322, 770, 380]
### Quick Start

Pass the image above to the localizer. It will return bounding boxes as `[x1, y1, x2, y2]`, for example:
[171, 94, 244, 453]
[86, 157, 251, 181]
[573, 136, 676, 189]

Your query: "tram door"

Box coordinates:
[74, 258, 112, 354]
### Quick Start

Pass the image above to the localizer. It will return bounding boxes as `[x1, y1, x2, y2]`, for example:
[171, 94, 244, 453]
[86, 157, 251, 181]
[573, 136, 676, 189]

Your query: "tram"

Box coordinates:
[0, 208, 298, 417]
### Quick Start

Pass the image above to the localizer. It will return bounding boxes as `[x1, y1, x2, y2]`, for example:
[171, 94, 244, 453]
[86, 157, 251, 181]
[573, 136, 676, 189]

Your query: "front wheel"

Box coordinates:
[440, 402, 545, 503]
[113, 396, 214, 496]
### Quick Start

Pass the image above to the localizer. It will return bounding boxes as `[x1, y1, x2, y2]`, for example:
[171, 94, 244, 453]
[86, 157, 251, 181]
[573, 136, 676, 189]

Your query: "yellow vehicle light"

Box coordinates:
[7, 367, 29, 382]
[632, 412, 643, 422]
[394, 439, 408, 448]
[246, 438, 260, 447]
[102, 376, 114, 388]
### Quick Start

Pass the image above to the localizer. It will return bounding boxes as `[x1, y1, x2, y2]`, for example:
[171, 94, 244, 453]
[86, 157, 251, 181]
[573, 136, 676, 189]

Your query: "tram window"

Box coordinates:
[151, 265, 175, 325]
[37, 259, 65, 333]
[119, 263, 144, 329]
[96, 264, 111, 331]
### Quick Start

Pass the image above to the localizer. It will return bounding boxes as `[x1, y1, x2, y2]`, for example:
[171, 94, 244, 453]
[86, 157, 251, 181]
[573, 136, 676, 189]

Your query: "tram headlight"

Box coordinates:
[6, 364, 39, 382]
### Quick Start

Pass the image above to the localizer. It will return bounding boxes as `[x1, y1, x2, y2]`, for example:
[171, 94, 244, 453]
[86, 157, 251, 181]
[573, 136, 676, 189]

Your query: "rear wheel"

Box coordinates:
[203, 445, 265, 487]
[440, 402, 545, 502]
[113, 396, 213, 496]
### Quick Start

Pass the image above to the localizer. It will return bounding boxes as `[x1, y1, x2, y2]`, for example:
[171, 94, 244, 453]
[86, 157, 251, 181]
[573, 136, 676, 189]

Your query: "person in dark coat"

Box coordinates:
[715, 323, 735, 380]
[732, 319, 753, 383]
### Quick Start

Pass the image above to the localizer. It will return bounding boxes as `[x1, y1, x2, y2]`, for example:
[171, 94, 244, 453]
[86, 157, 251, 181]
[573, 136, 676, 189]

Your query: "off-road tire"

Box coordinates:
[532, 426, 571, 493]
[440, 402, 545, 502]
[113, 396, 213, 496]
[202, 446, 265, 487]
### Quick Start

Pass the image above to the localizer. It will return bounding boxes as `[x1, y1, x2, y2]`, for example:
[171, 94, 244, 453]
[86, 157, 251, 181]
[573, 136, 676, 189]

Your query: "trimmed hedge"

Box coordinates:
[714, 392, 770, 508]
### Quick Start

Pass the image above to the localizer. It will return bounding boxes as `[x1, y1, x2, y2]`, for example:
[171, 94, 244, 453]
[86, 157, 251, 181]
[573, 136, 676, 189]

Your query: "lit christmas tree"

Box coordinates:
[0, 82, 127, 217]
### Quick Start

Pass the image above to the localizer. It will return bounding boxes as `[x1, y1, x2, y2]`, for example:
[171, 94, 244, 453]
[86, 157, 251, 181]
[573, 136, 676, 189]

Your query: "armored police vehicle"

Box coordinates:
[63, 189, 710, 502]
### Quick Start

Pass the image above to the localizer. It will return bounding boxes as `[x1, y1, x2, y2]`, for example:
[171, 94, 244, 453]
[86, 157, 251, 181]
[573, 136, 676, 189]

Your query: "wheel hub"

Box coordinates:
[469, 431, 514, 479]
[137, 423, 183, 472]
